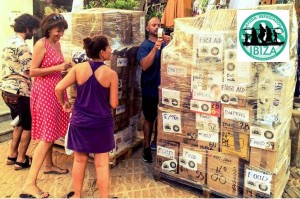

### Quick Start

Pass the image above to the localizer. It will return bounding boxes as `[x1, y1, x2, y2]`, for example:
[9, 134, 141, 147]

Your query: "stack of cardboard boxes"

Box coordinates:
[156, 4, 297, 198]
[60, 8, 145, 157]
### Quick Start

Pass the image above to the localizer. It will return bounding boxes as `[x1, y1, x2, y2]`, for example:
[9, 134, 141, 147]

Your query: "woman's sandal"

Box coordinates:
[43, 165, 69, 175]
[19, 191, 49, 198]
[6, 156, 17, 165]
[14, 155, 31, 170]
[64, 191, 74, 198]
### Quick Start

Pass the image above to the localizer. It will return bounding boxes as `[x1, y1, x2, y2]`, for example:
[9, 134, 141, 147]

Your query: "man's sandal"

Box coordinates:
[14, 155, 31, 170]
[6, 156, 17, 165]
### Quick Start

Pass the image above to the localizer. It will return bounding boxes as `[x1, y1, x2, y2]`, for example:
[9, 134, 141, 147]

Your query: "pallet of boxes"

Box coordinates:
[155, 3, 297, 198]
[57, 8, 145, 166]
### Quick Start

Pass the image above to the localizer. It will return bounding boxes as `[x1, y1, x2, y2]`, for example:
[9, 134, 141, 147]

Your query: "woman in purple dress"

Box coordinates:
[55, 35, 118, 198]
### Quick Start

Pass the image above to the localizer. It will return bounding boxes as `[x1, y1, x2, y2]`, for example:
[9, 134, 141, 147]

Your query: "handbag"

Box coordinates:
[2, 91, 19, 104]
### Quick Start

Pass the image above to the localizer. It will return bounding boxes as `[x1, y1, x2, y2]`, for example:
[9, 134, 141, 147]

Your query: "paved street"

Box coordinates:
[0, 140, 198, 198]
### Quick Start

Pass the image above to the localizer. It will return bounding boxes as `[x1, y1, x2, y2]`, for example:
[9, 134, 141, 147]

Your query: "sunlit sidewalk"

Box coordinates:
[0, 140, 198, 198]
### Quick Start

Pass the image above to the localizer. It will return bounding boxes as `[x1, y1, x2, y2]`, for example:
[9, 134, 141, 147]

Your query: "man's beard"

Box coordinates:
[25, 32, 33, 40]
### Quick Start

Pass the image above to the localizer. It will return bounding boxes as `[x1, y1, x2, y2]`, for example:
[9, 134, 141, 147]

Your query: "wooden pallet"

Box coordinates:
[109, 137, 143, 168]
[154, 169, 232, 198]
[283, 167, 300, 198]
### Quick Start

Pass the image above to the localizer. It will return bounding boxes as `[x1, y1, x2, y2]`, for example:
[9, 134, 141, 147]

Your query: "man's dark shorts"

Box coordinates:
[142, 96, 159, 122]
[2, 91, 32, 130]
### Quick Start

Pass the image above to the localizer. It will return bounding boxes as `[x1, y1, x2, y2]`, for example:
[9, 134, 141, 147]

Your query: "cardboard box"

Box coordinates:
[110, 126, 132, 156]
[192, 33, 224, 71]
[220, 118, 251, 134]
[221, 130, 250, 160]
[113, 100, 129, 132]
[70, 9, 145, 47]
[207, 150, 242, 197]
[244, 157, 290, 198]
[249, 121, 289, 151]
[179, 143, 207, 185]
[249, 139, 290, 173]
[156, 139, 180, 174]
[191, 69, 223, 102]
[160, 62, 191, 93]
[220, 82, 257, 107]
[159, 87, 191, 110]
[158, 107, 220, 150]
[223, 57, 256, 85]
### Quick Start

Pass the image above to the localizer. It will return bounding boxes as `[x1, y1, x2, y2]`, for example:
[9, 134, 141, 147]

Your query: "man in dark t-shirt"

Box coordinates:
[137, 17, 171, 163]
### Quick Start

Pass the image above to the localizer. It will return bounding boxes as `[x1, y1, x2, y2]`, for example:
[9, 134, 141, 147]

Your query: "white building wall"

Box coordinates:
[0, 0, 33, 81]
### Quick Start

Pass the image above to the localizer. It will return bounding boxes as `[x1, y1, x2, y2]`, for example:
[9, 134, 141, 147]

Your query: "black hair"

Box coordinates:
[83, 36, 109, 59]
[40, 13, 68, 38]
[14, 14, 40, 33]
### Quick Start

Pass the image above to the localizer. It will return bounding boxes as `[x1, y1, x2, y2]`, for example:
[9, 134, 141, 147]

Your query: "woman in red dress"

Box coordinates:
[21, 13, 72, 198]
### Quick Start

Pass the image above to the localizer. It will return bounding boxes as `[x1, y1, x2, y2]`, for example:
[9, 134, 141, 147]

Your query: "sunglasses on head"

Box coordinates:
[50, 15, 64, 22]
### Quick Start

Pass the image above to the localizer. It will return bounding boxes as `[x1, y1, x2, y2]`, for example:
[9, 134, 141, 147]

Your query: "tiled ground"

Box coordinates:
[0, 140, 198, 198]
[1, 139, 300, 198]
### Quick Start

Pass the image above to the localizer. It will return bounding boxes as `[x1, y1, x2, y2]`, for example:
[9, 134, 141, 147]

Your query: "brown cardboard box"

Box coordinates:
[207, 150, 242, 197]
[244, 157, 290, 198]
[157, 107, 220, 150]
[221, 130, 250, 160]
[191, 69, 223, 102]
[249, 121, 289, 151]
[71, 9, 145, 47]
[160, 62, 191, 91]
[221, 118, 251, 134]
[249, 139, 290, 173]
[157, 107, 192, 143]
[220, 82, 257, 107]
[113, 100, 129, 132]
[156, 139, 180, 174]
[159, 87, 191, 110]
[178, 143, 207, 185]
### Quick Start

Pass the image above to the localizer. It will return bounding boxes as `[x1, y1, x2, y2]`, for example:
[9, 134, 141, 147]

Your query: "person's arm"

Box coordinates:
[29, 40, 71, 77]
[109, 70, 119, 109]
[55, 66, 76, 112]
[18, 45, 32, 79]
[139, 39, 163, 71]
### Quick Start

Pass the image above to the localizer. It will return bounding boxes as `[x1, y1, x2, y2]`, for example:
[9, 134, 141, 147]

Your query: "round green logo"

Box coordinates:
[239, 12, 287, 61]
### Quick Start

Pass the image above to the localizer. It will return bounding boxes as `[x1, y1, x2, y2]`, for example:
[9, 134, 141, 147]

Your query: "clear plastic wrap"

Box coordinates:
[60, 9, 144, 135]
[156, 4, 297, 198]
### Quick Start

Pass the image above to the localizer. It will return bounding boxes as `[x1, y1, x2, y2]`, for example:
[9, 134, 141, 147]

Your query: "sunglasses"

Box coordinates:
[50, 15, 64, 22]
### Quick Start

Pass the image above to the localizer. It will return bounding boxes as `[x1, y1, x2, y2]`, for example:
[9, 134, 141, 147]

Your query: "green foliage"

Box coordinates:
[106, 0, 139, 10]
[84, 0, 139, 10]
[146, 4, 164, 22]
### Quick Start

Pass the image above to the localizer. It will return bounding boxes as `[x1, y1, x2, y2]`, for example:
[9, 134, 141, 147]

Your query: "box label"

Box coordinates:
[162, 88, 181, 108]
[117, 58, 128, 67]
[183, 148, 202, 164]
[162, 113, 182, 133]
[245, 169, 272, 195]
[167, 65, 187, 77]
[191, 100, 221, 117]
[223, 107, 249, 122]
[116, 104, 126, 115]
[157, 145, 175, 159]
[249, 126, 276, 150]
[196, 113, 219, 132]
[198, 130, 219, 143]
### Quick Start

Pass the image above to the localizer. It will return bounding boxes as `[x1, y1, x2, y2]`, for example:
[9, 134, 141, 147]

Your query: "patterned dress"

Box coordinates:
[30, 38, 70, 142]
